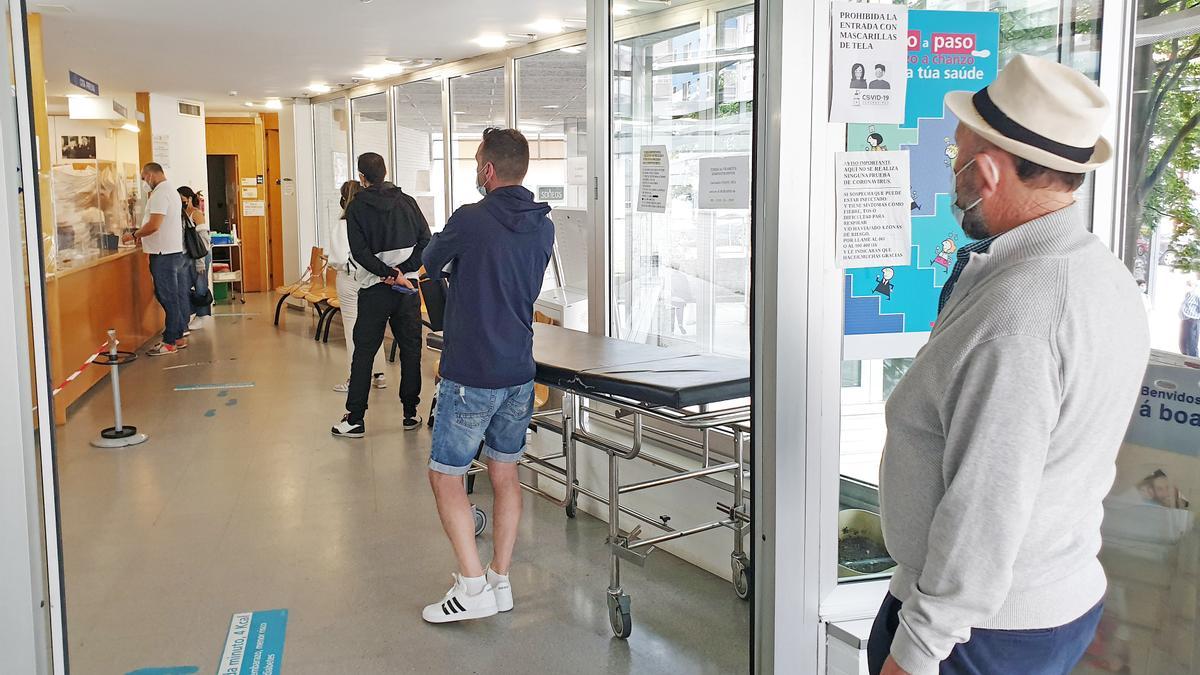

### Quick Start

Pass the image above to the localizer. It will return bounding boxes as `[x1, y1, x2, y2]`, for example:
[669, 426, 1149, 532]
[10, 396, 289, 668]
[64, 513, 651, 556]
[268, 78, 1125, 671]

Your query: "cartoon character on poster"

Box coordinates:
[931, 236, 958, 272]
[944, 137, 960, 167]
[874, 268, 896, 300]
[865, 127, 888, 152]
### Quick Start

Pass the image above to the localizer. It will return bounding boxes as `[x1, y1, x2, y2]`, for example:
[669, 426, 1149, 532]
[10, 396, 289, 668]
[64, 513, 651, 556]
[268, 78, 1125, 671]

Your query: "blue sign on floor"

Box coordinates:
[217, 609, 288, 675]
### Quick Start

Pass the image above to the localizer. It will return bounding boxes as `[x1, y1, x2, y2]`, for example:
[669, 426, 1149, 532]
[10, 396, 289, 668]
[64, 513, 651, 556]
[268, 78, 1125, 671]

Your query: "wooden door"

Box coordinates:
[266, 130, 283, 289]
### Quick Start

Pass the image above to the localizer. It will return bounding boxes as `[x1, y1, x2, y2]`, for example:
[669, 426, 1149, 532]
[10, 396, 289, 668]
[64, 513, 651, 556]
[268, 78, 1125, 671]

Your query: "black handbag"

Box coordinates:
[183, 211, 208, 260]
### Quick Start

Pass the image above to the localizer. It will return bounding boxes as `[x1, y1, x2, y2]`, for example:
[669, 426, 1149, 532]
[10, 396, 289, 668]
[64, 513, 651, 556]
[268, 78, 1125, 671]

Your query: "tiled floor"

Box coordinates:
[56, 295, 750, 674]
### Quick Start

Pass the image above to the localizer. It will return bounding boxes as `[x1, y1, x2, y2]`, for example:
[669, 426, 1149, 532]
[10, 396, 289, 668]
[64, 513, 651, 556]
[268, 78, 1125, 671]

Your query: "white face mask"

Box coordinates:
[950, 158, 982, 226]
[476, 163, 490, 198]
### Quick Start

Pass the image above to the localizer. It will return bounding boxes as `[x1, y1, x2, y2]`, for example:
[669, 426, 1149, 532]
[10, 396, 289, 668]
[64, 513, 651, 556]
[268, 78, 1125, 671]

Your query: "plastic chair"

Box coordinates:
[274, 247, 324, 325]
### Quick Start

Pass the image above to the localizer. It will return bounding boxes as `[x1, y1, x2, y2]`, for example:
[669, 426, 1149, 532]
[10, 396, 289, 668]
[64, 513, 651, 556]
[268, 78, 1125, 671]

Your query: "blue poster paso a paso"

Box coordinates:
[217, 609, 288, 675]
[843, 10, 1000, 361]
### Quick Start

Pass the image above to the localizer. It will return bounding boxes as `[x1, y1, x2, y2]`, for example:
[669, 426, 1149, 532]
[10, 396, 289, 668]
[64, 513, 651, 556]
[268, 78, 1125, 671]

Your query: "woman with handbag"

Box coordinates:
[179, 186, 212, 330]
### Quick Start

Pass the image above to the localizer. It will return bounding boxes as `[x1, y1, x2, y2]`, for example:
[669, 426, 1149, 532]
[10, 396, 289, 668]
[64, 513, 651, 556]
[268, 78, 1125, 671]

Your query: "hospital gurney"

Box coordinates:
[426, 323, 751, 639]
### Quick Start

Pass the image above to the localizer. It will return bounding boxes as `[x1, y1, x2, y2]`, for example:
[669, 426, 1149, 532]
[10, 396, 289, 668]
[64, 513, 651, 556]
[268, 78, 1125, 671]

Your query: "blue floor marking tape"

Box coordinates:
[124, 668, 199, 675]
[204, 409, 216, 418]
[218, 609, 288, 675]
[173, 382, 255, 392]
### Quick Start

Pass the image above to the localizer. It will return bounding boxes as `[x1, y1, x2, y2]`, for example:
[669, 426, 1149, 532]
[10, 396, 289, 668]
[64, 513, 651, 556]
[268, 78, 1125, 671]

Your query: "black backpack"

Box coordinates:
[183, 211, 208, 260]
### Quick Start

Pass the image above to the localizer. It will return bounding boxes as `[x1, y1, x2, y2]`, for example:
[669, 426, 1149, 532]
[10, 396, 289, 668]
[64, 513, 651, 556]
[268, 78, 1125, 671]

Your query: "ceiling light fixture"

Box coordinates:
[244, 101, 255, 107]
[473, 34, 508, 50]
[308, 83, 332, 94]
[360, 63, 404, 80]
[531, 19, 564, 34]
[121, 122, 139, 133]
[560, 46, 584, 54]
[264, 99, 283, 110]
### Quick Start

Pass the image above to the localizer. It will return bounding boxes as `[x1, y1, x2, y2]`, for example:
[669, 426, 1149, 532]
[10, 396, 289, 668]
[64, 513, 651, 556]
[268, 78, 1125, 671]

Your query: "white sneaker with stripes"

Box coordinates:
[422, 574, 498, 624]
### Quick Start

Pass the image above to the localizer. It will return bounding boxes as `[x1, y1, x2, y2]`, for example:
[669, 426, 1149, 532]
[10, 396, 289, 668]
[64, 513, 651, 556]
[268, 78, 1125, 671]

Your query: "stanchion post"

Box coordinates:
[90, 328, 147, 448]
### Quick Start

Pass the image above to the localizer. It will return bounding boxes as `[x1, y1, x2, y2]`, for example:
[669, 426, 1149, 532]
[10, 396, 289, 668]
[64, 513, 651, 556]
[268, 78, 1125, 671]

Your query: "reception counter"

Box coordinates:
[46, 246, 161, 424]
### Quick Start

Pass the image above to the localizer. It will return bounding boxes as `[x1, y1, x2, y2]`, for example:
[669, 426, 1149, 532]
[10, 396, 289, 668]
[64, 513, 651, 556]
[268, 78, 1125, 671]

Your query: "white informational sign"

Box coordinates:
[565, 156, 587, 185]
[151, 134, 170, 168]
[835, 151, 912, 268]
[637, 145, 669, 214]
[698, 155, 751, 210]
[282, 182, 295, 196]
[830, 2, 908, 124]
[242, 200, 265, 217]
[240, 177, 257, 187]
[241, 187, 258, 199]
[333, 152, 349, 190]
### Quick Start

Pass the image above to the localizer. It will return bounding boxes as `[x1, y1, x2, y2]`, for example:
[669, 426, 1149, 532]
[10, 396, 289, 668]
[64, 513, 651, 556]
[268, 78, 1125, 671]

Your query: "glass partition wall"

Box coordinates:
[611, 3, 754, 357]
[312, 98, 349, 249]
[393, 79, 446, 230]
[449, 68, 506, 211]
[350, 92, 389, 165]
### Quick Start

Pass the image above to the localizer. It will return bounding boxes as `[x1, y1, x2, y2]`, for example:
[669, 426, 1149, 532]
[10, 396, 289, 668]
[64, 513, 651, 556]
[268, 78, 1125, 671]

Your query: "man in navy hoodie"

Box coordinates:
[420, 128, 554, 624]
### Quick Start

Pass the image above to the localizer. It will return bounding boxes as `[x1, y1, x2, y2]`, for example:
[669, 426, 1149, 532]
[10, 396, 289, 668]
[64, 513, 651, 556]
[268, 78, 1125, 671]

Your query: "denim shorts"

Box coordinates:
[429, 378, 536, 476]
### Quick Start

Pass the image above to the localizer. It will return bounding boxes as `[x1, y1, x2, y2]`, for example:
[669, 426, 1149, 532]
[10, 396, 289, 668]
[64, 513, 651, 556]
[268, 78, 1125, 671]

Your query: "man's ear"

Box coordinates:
[975, 152, 1002, 199]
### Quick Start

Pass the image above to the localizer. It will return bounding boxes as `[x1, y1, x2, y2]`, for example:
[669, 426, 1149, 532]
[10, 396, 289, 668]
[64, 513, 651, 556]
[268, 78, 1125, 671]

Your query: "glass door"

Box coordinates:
[2, 3, 60, 670]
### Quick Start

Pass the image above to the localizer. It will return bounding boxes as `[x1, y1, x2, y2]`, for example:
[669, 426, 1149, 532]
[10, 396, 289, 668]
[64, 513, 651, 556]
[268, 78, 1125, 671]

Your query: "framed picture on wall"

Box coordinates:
[61, 135, 97, 160]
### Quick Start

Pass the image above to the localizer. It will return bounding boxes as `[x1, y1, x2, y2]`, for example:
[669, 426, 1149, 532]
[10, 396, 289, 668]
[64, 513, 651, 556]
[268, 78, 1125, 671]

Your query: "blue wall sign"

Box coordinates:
[69, 71, 99, 96]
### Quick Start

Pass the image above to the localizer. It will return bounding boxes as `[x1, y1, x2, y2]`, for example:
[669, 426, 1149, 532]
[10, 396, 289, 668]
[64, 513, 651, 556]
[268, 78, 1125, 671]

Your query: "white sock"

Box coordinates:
[462, 574, 487, 596]
[487, 567, 508, 584]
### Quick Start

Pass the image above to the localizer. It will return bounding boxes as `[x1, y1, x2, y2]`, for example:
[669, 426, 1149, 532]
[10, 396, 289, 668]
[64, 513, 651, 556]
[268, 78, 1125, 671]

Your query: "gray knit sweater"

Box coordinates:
[879, 204, 1149, 674]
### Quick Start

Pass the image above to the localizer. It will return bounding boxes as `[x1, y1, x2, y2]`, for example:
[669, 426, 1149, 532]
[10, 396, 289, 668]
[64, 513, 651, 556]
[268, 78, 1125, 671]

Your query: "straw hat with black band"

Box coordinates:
[945, 54, 1112, 174]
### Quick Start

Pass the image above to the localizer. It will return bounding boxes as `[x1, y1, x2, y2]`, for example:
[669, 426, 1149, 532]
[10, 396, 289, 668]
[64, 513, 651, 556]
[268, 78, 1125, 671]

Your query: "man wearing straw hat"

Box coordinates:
[869, 55, 1150, 675]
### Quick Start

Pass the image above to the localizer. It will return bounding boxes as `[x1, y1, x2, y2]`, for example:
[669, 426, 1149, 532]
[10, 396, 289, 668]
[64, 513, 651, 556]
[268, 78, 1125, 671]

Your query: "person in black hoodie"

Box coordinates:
[331, 152, 431, 438]
[419, 128, 554, 624]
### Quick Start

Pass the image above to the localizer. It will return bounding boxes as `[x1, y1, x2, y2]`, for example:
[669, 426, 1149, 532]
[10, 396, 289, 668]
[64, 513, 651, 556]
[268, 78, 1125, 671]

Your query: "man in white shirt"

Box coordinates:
[125, 163, 190, 355]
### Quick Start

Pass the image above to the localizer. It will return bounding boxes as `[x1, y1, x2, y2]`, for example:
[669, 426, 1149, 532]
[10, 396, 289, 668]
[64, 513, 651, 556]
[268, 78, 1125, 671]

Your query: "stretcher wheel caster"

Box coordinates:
[473, 505, 487, 537]
[565, 480, 579, 519]
[732, 553, 751, 601]
[607, 592, 632, 639]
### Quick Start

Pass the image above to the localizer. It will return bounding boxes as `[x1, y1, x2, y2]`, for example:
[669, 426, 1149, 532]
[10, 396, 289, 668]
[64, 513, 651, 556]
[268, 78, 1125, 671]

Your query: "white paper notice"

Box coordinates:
[240, 177, 257, 187]
[241, 187, 258, 199]
[637, 145, 669, 214]
[830, 3, 908, 124]
[242, 200, 265, 217]
[835, 151, 911, 268]
[152, 134, 170, 168]
[698, 156, 750, 210]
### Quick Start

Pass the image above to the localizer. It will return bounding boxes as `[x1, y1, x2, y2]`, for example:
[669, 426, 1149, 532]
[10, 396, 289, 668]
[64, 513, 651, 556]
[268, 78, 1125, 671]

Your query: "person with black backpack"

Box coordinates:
[178, 186, 212, 331]
[331, 152, 432, 438]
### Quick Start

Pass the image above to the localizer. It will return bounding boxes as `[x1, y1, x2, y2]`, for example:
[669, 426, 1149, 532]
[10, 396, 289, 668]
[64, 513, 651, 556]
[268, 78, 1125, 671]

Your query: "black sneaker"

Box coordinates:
[331, 414, 365, 438]
[403, 414, 423, 431]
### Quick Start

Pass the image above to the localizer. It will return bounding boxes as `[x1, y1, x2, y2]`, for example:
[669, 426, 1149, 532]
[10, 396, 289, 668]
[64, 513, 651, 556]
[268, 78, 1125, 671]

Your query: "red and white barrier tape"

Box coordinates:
[51, 342, 110, 397]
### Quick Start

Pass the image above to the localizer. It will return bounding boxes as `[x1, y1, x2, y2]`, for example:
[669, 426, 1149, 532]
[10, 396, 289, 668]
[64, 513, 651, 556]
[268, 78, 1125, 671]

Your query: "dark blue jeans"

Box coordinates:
[148, 252, 191, 344]
[1181, 318, 1199, 357]
[867, 593, 1103, 675]
[190, 250, 212, 317]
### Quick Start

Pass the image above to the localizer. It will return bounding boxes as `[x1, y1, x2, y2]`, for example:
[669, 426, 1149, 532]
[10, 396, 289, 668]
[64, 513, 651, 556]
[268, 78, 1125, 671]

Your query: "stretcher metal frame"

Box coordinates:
[437, 332, 752, 640]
